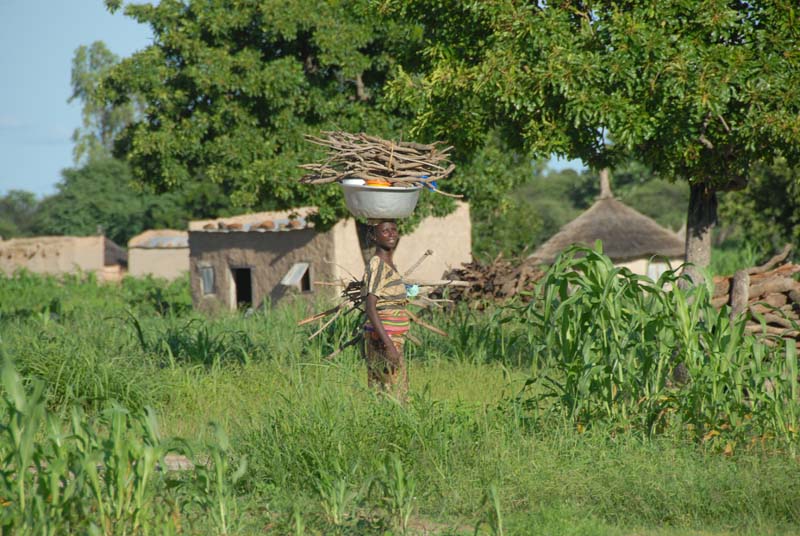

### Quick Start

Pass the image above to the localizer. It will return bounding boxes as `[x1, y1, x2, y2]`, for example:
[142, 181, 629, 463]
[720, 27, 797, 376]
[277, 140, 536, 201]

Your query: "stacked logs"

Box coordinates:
[711, 245, 800, 350]
[299, 131, 456, 190]
[433, 256, 545, 305]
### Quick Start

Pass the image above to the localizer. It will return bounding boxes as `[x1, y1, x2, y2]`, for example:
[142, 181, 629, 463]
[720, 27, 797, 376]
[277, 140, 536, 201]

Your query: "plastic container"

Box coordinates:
[341, 182, 421, 219]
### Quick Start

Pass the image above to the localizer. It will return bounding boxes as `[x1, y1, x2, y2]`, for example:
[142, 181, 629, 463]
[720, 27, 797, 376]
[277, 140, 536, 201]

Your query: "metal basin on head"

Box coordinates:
[341, 182, 421, 219]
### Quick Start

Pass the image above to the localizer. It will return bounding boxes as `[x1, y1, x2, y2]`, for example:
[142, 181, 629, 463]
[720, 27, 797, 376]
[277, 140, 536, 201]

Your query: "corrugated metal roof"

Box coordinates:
[140, 236, 190, 248]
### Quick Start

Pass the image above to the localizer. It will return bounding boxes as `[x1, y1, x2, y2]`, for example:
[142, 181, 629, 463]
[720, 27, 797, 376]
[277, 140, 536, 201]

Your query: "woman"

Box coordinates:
[362, 220, 409, 398]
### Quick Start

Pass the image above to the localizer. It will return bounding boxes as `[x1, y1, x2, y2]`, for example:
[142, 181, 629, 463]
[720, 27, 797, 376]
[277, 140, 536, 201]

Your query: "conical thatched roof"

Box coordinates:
[529, 196, 685, 264]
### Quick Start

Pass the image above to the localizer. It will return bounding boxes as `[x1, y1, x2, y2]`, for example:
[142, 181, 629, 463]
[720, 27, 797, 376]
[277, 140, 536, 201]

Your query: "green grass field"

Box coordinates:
[1, 249, 799, 534]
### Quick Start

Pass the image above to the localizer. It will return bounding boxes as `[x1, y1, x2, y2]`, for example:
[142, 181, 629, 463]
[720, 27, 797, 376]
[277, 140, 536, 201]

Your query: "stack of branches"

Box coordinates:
[712, 244, 800, 351]
[297, 250, 461, 358]
[299, 131, 457, 194]
[432, 255, 545, 306]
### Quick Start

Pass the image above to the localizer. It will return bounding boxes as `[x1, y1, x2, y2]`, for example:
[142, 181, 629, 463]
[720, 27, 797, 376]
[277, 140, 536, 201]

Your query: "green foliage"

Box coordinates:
[100, 1, 544, 239]
[0, 360, 245, 534]
[31, 157, 233, 245]
[518, 245, 799, 445]
[102, 0, 426, 222]
[34, 158, 146, 244]
[0, 191, 39, 239]
[384, 0, 800, 268]
[370, 454, 417, 534]
[385, 0, 800, 181]
[4, 264, 800, 533]
[719, 158, 800, 254]
[0, 362, 177, 533]
[121, 275, 193, 317]
[473, 160, 688, 260]
[69, 41, 139, 164]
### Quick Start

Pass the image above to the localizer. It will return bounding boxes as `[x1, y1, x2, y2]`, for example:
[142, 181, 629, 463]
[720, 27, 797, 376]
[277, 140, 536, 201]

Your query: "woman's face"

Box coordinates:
[373, 221, 399, 250]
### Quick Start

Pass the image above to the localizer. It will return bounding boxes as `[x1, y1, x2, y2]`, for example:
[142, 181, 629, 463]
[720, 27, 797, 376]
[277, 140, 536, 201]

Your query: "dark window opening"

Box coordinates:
[300, 266, 311, 292]
[232, 267, 252, 307]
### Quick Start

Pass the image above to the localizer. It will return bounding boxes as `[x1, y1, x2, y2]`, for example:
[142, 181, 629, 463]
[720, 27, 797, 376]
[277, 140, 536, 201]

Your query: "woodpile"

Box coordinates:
[433, 256, 545, 305]
[299, 131, 456, 192]
[711, 245, 800, 350]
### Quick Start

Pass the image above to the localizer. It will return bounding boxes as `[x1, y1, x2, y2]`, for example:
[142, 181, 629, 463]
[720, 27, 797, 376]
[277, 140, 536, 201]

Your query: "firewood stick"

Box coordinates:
[308, 306, 345, 340]
[414, 296, 443, 308]
[297, 304, 342, 326]
[749, 263, 800, 281]
[747, 244, 793, 275]
[324, 334, 363, 360]
[410, 280, 471, 287]
[749, 278, 800, 298]
[750, 303, 798, 316]
[406, 309, 448, 337]
[745, 323, 799, 336]
[427, 187, 464, 199]
[754, 312, 799, 330]
[404, 249, 433, 278]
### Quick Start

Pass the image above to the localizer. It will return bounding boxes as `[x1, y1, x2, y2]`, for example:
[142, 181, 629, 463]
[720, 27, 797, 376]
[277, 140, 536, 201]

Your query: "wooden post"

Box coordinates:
[729, 269, 750, 321]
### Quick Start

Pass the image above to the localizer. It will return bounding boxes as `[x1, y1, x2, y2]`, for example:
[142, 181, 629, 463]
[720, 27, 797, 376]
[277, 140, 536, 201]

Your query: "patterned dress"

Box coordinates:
[362, 255, 409, 397]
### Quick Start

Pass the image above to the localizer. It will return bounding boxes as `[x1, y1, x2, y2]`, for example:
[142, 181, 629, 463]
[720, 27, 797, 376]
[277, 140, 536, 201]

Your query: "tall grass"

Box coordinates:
[1, 261, 800, 534]
[0, 360, 243, 534]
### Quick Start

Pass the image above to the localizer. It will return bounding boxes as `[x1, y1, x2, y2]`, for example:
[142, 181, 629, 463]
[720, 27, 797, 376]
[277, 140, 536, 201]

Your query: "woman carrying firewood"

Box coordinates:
[362, 220, 410, 398]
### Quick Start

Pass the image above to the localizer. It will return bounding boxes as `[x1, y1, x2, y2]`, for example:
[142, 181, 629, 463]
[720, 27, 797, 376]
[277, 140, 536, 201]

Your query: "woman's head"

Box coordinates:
[368, 220, 399, 251]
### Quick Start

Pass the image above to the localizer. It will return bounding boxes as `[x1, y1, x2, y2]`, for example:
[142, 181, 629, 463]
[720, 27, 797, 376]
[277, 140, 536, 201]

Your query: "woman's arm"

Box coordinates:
[365, 294, 403, 367]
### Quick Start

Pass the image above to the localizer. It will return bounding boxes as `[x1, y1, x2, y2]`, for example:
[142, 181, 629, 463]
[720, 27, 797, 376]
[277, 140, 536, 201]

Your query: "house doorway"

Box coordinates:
[231, 267, 252, 308]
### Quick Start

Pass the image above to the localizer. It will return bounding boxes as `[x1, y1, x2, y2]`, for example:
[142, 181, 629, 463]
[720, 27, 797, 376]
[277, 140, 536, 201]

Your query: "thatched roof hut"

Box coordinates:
[529, 170, 684, 277]
[529, 196, 685, 263]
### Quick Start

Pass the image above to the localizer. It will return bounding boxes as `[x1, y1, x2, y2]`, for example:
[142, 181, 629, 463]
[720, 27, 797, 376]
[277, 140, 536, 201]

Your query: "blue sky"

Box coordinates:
[0, 0, 151, 197]
[0, 1, 582, 199]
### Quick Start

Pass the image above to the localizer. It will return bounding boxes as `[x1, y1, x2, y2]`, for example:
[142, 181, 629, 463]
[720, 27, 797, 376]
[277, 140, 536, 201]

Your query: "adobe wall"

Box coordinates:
[129, 248, 190, 280]
[0, 236, 105, 277]
[189, 229, 338, 312]
[331, 201, 472, 283]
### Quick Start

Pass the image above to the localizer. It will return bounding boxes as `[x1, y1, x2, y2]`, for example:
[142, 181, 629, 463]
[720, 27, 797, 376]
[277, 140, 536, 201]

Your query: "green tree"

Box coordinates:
[383, 0, 800, 281]
[0, 191, 40, 239]
[69, 41, 139, 164]
[33, 158, 235, 245]
[34, 158, 146, 244]
[101, 0, 431, 225]
[719, 158, 800, 253]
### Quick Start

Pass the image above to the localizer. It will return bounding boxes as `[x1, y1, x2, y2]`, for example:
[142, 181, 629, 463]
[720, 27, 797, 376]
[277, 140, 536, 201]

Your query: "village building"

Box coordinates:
[0, 235, 128, 282]
[128, 229, 189, 280]
[188, 202, 471, 311]
[528, 171, 685, 279]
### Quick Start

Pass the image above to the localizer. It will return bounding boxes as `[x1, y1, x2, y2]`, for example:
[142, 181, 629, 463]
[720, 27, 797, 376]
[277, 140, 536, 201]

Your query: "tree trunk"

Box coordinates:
[682, 183, 718, 285]
[599, 168, 612, 198]
[355, 220, 375, 265]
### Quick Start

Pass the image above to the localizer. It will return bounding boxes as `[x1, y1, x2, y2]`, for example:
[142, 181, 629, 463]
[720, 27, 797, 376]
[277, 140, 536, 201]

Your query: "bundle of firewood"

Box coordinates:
[433, 256, 545, 305]
[299, 131, 456, 189]
[711, 245, 800, 349]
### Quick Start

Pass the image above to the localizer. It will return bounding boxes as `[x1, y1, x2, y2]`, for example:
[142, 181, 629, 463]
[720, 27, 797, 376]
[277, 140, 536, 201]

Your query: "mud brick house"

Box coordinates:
[128, 229, 189, 280]
[0, 235, 127, 282]
[188, 203, 471, 311]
